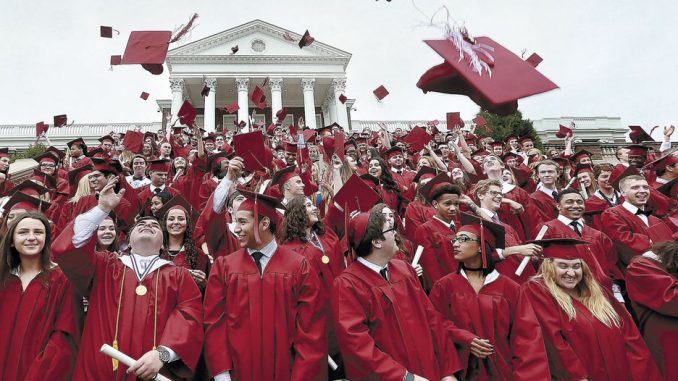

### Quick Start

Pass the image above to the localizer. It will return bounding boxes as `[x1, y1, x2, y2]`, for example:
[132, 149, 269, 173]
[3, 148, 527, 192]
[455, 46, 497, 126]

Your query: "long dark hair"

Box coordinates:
[95, 216, 120, 252]
[160, 208, 199, 269]
[0, 212, 52, 287]
[370, 157, 404, 209]
[280, 196, 325, 243]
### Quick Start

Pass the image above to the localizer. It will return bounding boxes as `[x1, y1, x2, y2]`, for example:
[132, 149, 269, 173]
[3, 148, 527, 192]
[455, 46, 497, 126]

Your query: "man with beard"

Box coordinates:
[600, 175, 676, 271]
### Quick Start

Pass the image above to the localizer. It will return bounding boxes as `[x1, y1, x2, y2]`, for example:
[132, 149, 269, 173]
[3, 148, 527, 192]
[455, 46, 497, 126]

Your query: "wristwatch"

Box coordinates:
[156, 346, 170, 364]
[403, 371, 414, 381]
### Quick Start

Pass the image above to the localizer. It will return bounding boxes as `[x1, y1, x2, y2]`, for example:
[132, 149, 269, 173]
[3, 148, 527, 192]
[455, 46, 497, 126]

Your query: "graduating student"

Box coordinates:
[521, 238, 661, 381]
[332, 204, 462, 381]
[626, 240, 678, 380]
[529, 159, 562, 220]
[52, 177, 204, 381]
[0, 212, 82, 381]
[204, 156, 328, 381]
[136, 159, 181, 213]
[430, 213, 550, 380]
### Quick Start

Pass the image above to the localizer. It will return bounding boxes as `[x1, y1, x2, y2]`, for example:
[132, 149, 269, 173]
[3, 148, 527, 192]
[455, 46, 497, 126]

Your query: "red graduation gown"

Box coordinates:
[0, 268, 82, 381]
[52, 222, 204, 381]
[136, 185, 181, 214]
[493, 222, 537, 284]
[521, 279, 661, 381]
[414, 217, 457, 291]
[429, 272, 550, 380]
[499, 185, 547, 242]
[199, 194, 242, 258]
[529, 189, 559, 220]
[600, 205, 675, 269]
[403, 199, 436, 242]
[204, 246, 328, 381]
[626, 256, 678, 380]
[332, 259, 462, 381]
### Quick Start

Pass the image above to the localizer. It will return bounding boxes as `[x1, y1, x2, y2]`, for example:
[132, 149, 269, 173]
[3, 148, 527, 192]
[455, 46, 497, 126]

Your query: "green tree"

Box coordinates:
[474, 110, 542, 148]
[10, 143, 47, 163]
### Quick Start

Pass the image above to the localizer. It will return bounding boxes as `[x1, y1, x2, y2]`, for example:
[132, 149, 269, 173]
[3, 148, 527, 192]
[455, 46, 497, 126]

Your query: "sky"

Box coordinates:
[2, 0, 677, 140]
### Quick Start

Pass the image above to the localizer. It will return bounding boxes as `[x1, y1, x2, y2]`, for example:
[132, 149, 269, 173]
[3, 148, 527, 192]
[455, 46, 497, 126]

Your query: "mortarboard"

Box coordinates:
[472, 115, 487, 127]
[2, 192, 50, 215]
[68, 164, 93, 188]
[519, 136, 534, 145]
[529, 238, 589, 261]
[177, 100, 198, 127]
[110, 55, 122, 65]
[237, 189, 286, 243]
[123, 130, 144, 154]
[144, 131, 158, 141]
[403, 126, 432, 151]
[459, 212, 506, 268]
[417, 37, 558, 115]
[609, 165, 641, 190]
[98, 135, 115, 144]
[8, 180, 50, 198]
[271, 166, 299, 186]
[85, 147, 105, 158]
[156, 194, 200, 223]
[555, 124, 572, 139]
[233, 130, 268, 171]
[419, 172, 454, 203]
[148, 159, 171, 173]
[569, 149, 593, 164]
[347, 212, 371, 249]
[303, 129, 317, 142]
[66, 137, 87, 152]
[471, 149, 490, 158]
[140, 92, 150, 100]
[573, 163, 594, 177]
[45, 146, 65, 160]
[412, 166, 438, 184]
[446, 112, 464, 128]
[35, 121, 48, 137]
[489, 141, 504, 149]
[30, 169, 57, 189]
[54, 114, 69, 128]
[100, 26, 114, 38]
[225, 102, 239, 114]
[373, 85, 389, 101]
[644, 151, 678, 172]
[250, 85, 267, 109]
[338, 94, 347, 104]
[206, 151, 230, 170]
[284, 142, 298, 153]
[625, 144, 650, 157]
[33, 152, 59, 164]
[501, 151, 521, 164]
[120, 31, 173, 75]
[201, 85, 211, 97]
[275, 108, 288, 122]
[90, 157, 116, 175]
[525, 52, 543, 67]
[656, 176, 678, 198]
[383, 147, 405, 160]
[628, 126, 654, 144]
[298, 30, 314, 49]
[334, 174, 381, 213]
[230, 45, 239, 54]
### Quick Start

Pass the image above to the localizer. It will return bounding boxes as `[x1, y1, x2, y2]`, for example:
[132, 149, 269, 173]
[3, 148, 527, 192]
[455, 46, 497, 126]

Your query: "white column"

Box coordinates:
[327, 94, 337, 124]
[169, 78, 185, 126]
[235, 77, 249, 128]
[332, 78, 349, 130]
[301, 78, 316, 129]
[321, 104, 329, 127]
[204, 78, 217, 133]
[269, 78, 283, 122]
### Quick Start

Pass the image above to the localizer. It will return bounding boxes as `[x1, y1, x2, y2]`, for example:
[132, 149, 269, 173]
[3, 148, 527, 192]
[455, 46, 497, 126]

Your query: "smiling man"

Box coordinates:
[600, 175, 676, 271]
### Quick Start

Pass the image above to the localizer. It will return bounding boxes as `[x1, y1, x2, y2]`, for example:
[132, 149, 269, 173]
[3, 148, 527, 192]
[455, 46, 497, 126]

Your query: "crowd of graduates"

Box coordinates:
[0, 112, 676, 381]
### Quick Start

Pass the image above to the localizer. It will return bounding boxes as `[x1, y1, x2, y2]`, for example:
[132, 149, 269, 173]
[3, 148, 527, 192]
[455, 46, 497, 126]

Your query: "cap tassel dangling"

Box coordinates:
[253, 194, 262, 245]
[479, 219, 488, 269]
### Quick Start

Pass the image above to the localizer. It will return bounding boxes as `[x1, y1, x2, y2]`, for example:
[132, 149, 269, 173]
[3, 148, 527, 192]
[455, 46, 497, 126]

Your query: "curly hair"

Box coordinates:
[280, 196, 325, 243]
[160, 208, 199, 269]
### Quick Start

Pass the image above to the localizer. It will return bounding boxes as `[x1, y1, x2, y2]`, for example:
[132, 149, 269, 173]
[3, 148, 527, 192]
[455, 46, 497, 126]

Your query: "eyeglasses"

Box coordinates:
[382, 226, 397, 235]
[40, 163, 56, 168]
[486, 190, 503, 197]
[451, 236, 480, 244]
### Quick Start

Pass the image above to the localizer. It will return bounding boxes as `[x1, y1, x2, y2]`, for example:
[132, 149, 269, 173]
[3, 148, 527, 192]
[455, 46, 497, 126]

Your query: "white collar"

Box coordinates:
[622, 201, 641, 214]
[479, 207, 498, 220]
[642, 252, 661, 261]
[501, 182, 516, 193]
[537, 183, 557, 197]
[246, 238, 277, 258]
[557, 214, 584, 227]
[150, 184, 165, 192]
[10, 262, 57, 276]
[357, 257, 388, 274]
[120, 253, 172, 282]
[656, 177, 669, 184]
[433, 215, 455, 229]
[460, 268, 500, 286]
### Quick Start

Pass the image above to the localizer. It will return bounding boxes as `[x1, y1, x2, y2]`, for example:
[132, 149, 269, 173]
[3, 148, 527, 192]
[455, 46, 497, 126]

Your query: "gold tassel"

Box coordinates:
[112, 340, 119, 371]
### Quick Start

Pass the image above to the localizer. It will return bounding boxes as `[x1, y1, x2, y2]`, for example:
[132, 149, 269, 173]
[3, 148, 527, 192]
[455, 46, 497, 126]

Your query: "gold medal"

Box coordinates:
[135, 284, 147, 296]
[321, 255, 330, 264]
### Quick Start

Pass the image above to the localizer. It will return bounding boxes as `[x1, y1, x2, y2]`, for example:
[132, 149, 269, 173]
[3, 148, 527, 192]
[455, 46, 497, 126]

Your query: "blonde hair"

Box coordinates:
[537, 259, 620, 328]
[70, 174, 94, 204]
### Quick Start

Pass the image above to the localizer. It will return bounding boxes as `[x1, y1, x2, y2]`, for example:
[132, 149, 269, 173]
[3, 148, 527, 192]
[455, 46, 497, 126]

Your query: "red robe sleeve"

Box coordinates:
[600, 208, 652, 265]
[511, 283, 551, 379]
[626, 257, 678, 317]
[203, 257, 234, 376]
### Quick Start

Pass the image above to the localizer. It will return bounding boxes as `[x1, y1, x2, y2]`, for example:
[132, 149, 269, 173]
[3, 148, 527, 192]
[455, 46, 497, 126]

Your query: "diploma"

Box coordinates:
[515, 225, 548, 276]
[411, 245, 424, 268]
[328, 355, 338, 371]
[100, 344, 172, 381]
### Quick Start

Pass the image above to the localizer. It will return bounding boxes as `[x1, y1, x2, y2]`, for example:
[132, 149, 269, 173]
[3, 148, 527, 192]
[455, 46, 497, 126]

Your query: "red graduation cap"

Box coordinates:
[35, 121, 48, 137]
[459, 212, 506, 268]
[609, 165, 641, 190]
[529, 238, 589, 261]
[66, 137, 87, 151]
[628, 125, 654, 143]
[120, 31, 173, 75]
[53, 114, 69, 128]
[33, 151, 59, 165]
[275, 108, 288, 122]
[148, 159, 171, 173]
[201, 85, 211, 97]
[413, 166, 438, 184]
[177, 100, 197, 127]
[573, 163, 594, 177]
[110, 55, 122, 66]
[140, 91, 150, 100]
[230, 45, 239, 54]
[656, 176, 678, 198]
[625, 144, 650, 157]
[238, 189, 286, 244]
[156, 194, 199, 223]
[525, 52, 543, 67]
[123, 130, 144, 154]
[67, 164, 93, 189]
[383, 147, 405, 160]
[233, 130, 268, 171]
[373, 85, 389, 101]
[284, 142, 298, 153]
[644, 150, 678, 172]
[418, 172, 454, 203]
[250, 85, 267, 109]
[0, 148, 9, 159]
[303, 129, 317, 143]
[569, 149, 593, 164]
[403, 126, 432, 151]
[98, 135, 115, 144]
[417, 37, 558, 116]
[8, 180, 50, 198]
[225, 102, 239, 114]
[271, 166, 300, 187]
[555, 124, 572, 139]
[472, 115, 487, 127]
[100, 26, 113, 38]
[338, 94, 347, 104]
[46, 146, 66, 160]
[2, 192, 50, 215]
[298, 30, 315, 49]
[446, 112, 464, 128]
[206, 151, 231, 171]
[334, 174, 381, 213]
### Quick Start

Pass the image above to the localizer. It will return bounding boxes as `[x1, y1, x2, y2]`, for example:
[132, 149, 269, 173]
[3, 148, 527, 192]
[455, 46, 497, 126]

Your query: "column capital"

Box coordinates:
[204, 77, 218, 90]
[331, 78, 347, 92]
[268, 78, 283, 91]
[169, 78, 185, 92]
[235, 77, 249, 91]
[301, 78, 315, 92]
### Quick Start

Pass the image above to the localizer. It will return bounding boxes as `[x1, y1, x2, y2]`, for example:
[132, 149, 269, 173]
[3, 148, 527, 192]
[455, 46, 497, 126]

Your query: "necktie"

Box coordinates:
[551, 191, 558, 199]
[492, 214, 501, 224]
[153, 187, 161, 194]
[379, 267, 389, 282]
[635, 209, 651, 217]
[252, 251, 264, 274]
[133, 176, 144, 181]
[569, 221, 582, 236]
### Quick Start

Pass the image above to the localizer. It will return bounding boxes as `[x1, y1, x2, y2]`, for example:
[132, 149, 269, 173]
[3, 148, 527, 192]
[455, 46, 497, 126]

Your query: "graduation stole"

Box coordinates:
[111, 266, 161, 371]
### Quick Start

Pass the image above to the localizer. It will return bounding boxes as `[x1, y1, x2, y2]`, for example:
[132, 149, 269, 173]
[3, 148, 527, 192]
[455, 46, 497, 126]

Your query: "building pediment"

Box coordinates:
[167, 19, 351, 69]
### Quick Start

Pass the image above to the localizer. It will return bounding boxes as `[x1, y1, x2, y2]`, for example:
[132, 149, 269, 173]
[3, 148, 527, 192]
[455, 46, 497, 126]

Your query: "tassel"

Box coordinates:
[169, 13, 199, 44]
[480, 219, 487, 269]
[253, 194, 261, 244]
[111, 340, 119, 371]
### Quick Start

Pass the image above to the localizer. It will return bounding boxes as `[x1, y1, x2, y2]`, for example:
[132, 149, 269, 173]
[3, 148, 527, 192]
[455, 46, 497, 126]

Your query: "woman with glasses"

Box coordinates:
[522, 238, 660, 381]
[430, 213, 550, 380]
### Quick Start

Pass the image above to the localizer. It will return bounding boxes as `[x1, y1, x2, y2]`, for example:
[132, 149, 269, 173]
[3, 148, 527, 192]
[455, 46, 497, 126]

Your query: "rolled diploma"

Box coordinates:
[100, 344, 172, 381]
[515, 225, 549, 276]
[328, 355, 338, 371]
[411, 246, 424, 268]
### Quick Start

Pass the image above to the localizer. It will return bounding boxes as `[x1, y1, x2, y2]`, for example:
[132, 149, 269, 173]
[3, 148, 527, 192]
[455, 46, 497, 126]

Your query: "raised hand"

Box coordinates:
[98, 176, 125, 213]
[226, 156, 244, 181]
[665, 125, 675, 139]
